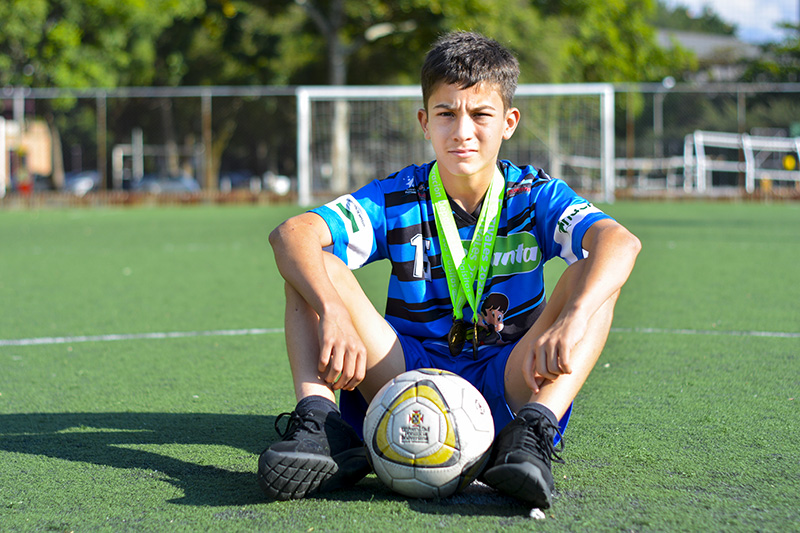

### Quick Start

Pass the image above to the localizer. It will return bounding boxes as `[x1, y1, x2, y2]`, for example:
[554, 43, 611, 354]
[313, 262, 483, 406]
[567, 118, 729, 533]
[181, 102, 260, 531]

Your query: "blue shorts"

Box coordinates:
[340, 333, 571, 444]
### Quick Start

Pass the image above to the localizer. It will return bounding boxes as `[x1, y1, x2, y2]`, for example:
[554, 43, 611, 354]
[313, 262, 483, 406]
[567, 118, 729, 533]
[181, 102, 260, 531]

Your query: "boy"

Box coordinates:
[259, 31, 641, 509]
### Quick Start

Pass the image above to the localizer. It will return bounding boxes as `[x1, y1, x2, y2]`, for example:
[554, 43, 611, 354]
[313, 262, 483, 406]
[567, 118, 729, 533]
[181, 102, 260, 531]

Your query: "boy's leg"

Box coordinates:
[259, 253, 406, 500]
[505, 259, 616, 417]
[284, 253, 406, 404]
[483, 259, 618, 508]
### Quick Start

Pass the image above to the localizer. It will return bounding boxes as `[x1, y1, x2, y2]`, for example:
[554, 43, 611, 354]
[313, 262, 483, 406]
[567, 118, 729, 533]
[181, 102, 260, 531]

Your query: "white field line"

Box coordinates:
[0, 326, 798, 348]
[610, 327, 800, 339]
[0, 328, 284, 347]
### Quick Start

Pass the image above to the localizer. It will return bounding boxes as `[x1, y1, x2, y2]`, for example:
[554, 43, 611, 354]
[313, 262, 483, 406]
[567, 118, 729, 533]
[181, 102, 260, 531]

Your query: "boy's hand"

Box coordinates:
[317, 309, 367, 392]
[524, 314, 586, 393]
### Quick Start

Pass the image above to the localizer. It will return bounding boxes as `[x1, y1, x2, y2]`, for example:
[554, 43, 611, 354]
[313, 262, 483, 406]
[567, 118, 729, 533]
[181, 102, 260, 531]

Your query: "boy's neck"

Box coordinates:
[439, 165, 497, 214]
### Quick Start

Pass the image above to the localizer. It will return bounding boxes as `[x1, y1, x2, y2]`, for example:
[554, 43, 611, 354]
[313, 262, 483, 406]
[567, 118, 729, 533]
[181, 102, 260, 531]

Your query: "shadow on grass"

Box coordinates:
[0, 412, 528, 515]
[317, 472, 526, 517]
[0, 412, 274, 507]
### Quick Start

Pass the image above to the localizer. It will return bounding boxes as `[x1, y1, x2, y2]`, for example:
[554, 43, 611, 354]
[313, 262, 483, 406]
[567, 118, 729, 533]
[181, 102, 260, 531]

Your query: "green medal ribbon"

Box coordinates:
[429, 162, 504, 348]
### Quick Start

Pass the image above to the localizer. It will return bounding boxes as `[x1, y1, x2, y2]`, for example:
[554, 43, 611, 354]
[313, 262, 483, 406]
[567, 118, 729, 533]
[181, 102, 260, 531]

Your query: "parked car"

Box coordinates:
[219, 169, 258, 191]
[139, 174, 201, 193]
[64, 170, 101, 196]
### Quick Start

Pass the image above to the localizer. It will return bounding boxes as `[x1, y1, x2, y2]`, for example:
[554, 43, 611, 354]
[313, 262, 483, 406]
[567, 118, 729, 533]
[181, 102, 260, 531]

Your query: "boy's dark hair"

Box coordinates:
[421, 31, 519, 112]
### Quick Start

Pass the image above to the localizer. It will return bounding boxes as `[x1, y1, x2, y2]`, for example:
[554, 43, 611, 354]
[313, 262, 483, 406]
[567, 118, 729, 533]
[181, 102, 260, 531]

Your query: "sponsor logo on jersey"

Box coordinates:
[558, 202, 595, 234]
[324, 194, 374, 268]
[334, 196, 367, 233]
[489, 232, 541, 276]
[554, 202, 601, 264]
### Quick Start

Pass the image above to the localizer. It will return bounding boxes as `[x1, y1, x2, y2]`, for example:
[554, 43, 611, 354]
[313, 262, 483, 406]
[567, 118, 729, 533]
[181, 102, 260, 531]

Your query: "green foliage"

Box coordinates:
[343, 0, 565, 85]
[149, 1, 307, 86]
[0, 0, 707, 89]
[651, 0, 736, 35]
[556, 0, 696, 82]
[0, 0, 203, 88]
[741, 27, 800, 83]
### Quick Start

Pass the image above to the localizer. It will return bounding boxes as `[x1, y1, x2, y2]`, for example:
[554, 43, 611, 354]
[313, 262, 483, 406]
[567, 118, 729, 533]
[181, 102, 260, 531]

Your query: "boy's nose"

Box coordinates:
[453, 115, 475, 141]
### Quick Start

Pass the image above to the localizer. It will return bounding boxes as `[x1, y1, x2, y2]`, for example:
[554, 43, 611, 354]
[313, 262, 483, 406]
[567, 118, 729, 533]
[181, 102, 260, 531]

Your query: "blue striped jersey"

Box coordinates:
[311, 160, 610, 358]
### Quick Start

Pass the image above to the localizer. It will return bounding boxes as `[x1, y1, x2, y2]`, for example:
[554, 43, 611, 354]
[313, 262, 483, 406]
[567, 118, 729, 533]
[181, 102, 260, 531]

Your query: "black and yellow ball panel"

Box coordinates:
[371, 379, 461, 468]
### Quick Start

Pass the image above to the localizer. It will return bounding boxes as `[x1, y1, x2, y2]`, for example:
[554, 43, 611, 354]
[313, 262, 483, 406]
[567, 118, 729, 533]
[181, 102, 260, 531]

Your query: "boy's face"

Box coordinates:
[418, 82, 519, 186]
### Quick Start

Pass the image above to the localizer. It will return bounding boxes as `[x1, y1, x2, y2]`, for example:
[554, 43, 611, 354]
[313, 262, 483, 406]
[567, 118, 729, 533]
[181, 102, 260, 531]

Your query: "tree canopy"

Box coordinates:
[742, 24, 800, 83]
[0, 0, 204, 88]
[1, 0, 705, 90]
[650, 1, 736, 35]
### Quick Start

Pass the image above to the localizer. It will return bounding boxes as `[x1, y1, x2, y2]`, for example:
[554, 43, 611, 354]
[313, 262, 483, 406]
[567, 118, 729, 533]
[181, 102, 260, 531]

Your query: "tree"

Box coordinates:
[0, 0, 203, 89]
[741, 25, 800, 83]
[651, 1, 736, 35]
[555, 0, 695, 83]
[0, 0, 203, 187]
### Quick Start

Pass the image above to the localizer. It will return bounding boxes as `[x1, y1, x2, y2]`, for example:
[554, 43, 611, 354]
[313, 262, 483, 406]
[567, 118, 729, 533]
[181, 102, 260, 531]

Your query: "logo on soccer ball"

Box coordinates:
[400, 409, 429, 444]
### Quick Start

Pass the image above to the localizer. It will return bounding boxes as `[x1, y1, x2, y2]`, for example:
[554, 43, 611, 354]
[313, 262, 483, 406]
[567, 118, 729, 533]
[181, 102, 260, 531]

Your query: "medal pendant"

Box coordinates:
[448, 320, 467, 356]
[472, 321, 479, 359]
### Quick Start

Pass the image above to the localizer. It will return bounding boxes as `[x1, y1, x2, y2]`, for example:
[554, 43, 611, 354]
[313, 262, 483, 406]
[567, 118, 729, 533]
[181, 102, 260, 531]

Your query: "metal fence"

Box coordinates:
[2, 82, 800, 203]
[615, 82, 800, 196]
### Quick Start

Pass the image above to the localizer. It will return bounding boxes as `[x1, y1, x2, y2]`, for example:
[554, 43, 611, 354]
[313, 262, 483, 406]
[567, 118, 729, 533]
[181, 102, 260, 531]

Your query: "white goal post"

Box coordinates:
[296, 83, 616, 206]
[685, 130, 800, 193]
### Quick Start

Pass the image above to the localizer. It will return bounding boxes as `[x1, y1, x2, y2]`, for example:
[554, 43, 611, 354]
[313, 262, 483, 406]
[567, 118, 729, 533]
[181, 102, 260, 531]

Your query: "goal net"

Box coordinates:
[296, 83, 615, 206]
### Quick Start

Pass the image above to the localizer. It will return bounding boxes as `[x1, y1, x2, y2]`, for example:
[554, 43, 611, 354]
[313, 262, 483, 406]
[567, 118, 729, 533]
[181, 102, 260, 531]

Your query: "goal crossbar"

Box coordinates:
[296, 84, 615, 206]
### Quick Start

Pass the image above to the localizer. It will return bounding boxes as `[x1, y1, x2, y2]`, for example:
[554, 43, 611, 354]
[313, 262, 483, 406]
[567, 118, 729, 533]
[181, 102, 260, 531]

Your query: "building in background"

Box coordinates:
[658, 29, 762, 81]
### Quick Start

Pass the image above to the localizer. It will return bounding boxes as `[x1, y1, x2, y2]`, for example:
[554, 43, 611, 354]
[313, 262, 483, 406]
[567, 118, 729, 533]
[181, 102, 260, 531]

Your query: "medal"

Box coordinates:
[472, 321, 479, 359]
[429, 162, 504, 359]
[448, 320, 467, 356]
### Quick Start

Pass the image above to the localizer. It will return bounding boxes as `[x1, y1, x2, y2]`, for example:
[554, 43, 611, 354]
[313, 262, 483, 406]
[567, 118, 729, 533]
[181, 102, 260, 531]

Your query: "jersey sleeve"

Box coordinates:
[309, 180, 387, 269]
[534, 178, 611, 265]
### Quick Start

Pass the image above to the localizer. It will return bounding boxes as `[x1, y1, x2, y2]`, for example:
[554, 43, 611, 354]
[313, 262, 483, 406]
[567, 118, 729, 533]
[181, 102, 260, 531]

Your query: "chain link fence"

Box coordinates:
[2, 82, 800, 203]
[615, 82, 800, 197]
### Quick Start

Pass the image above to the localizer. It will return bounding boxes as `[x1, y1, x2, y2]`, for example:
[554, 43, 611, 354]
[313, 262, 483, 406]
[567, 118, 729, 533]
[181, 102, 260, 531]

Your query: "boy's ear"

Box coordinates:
[417, 108, 431, 140]
[503, 107, 520, 140]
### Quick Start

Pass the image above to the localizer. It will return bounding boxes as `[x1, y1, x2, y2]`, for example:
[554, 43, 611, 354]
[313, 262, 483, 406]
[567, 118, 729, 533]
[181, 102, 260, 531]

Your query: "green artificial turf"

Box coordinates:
[1, 201, 798, 531]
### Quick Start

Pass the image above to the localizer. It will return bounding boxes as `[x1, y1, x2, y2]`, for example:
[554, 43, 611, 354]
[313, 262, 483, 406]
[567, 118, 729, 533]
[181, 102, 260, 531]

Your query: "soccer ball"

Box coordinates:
[363, 368, 494, 498]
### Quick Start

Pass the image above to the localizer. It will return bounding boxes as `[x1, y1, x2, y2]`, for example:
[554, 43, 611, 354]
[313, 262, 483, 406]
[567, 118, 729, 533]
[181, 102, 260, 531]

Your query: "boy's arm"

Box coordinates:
[527, 218, 641, 388]
[269, 212, 367, 391]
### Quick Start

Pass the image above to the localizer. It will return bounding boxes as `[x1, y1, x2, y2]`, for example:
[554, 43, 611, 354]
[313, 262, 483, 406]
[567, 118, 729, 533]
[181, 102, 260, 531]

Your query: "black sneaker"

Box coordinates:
[257, 408, 371, 500]
[481, 406, 565, 508]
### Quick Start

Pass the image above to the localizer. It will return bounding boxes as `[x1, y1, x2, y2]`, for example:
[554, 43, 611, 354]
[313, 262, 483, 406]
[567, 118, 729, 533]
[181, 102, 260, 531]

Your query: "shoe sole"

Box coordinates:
[482, 462, 552, 508]
[258, 449, 338, 501]
[258, 447, 371, 500]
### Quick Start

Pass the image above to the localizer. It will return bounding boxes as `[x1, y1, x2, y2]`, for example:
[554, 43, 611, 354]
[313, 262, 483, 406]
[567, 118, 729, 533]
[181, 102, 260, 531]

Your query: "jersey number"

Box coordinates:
[410, 234, 431, 280]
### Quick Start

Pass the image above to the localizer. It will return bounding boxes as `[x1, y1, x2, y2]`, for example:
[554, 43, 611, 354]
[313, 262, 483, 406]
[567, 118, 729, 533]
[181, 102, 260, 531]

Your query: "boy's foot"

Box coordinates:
[258, 407, 371, 500]
[481, 403, 565, 509]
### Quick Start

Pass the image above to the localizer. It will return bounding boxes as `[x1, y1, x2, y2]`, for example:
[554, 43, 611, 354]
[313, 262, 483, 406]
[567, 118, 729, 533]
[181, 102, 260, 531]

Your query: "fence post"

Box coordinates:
[654, 91, 665, 158]
[201, 90, 213, 191]
[602, 84, 615, 204]
[96, 92, 108, 190]
[296, 88, 311, 207]
[0, 116, 5, 198]
[737, 90, 747, 188]
[695, 131, 707, 193]
[742, 133, 755, 193]
[13, 88, 25, 135]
